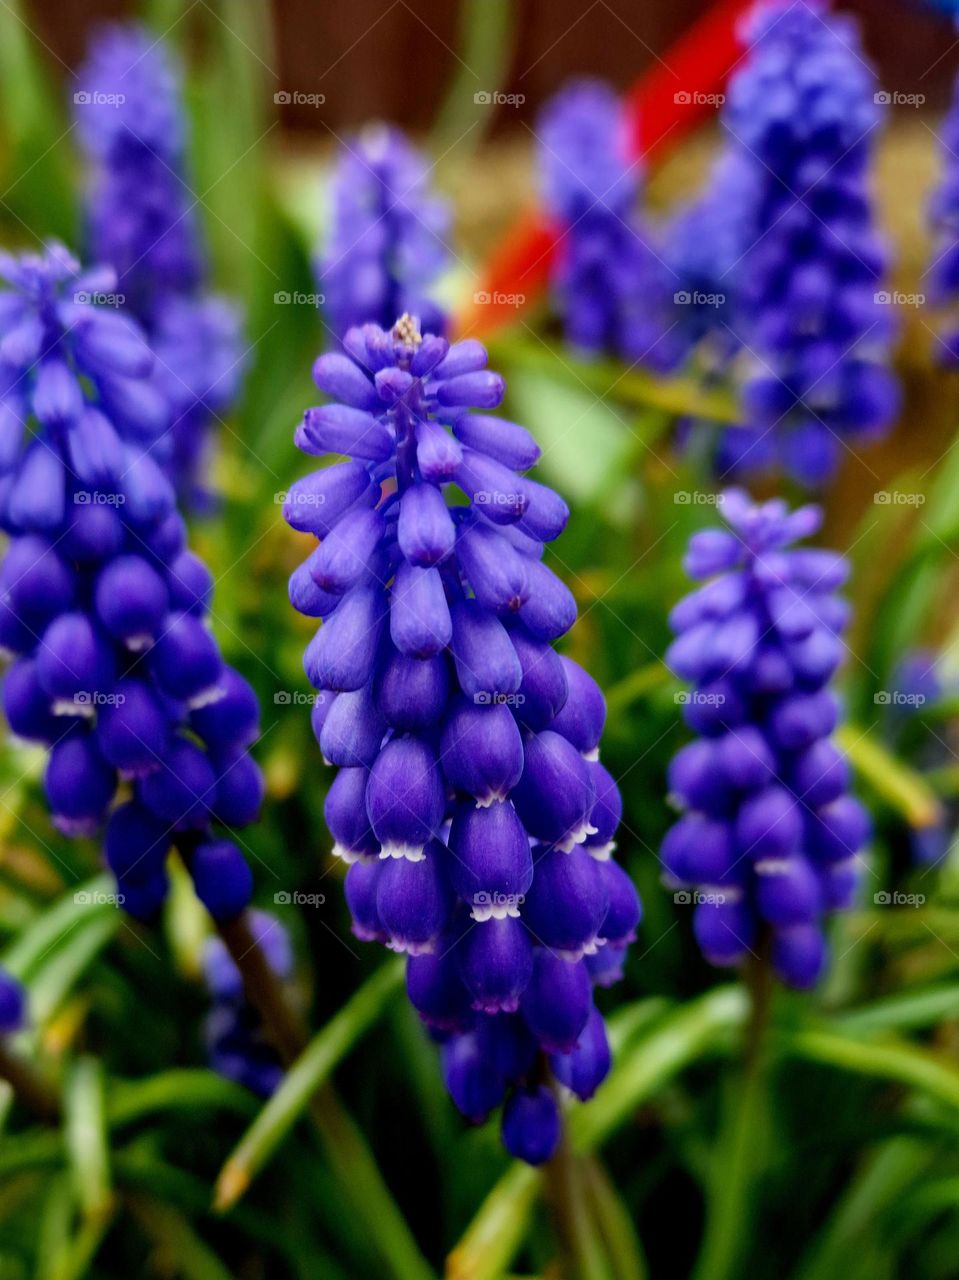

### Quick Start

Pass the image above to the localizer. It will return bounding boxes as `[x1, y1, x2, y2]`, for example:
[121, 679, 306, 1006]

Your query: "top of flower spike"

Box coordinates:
[74, 23, 187, 160]
[728, 0, 880, 161]
[538, 79, 638, 221]
[681, 488, 832, 579]
[317, 126, 450, 339]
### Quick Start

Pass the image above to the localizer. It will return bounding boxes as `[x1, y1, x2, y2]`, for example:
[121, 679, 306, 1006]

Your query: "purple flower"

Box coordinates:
[538, 80, 677, 370]
[316, 126, 450, 339]
[0, 244, 262, 923]
[204, 910, 292, 1096]
[73, 24, 246, 505]
[0, 969, 26, 1035]
[928, 72, 959, 361]
[662, 488, 868, 988]
[713, 0, 898, 484]
[286, 314, 640, 1161]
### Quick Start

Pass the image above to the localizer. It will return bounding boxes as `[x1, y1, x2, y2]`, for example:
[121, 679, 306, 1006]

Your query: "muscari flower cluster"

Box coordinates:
[316, 126, 451, 339]
[204, 911, 291, 1096]
[538, 80, 676, 370]
[0, 244, 261, 925]
[928, 72, 959, 362]
[717, 0, 898, 484]
[74, 24, 246, 503]
[661, 490, 869, 988]
[285, 314, 640, 1164]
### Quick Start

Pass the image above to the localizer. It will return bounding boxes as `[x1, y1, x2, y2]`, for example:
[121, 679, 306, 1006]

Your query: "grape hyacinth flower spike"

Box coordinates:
[537, 79, 677, 370]
[73, 23, 246, 504]
[661, 489, 869, 988]
[715, 0, 898, 484]
[285, 314, 640, 1163]
[0, 243, 261, 928]
[316, 125, 451, 339]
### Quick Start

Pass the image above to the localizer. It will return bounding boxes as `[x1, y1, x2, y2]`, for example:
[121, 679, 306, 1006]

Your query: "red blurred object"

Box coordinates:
[454, 0, 765, 339]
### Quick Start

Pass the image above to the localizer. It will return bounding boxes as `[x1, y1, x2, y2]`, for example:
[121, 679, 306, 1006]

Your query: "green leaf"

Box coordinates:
[835, 724, 942, 829]
[781, 1027, 959, 1111]
[446, 1163, 541, 1280]
[2, 876, 114, 981]
[108, 1069, 256, 1129]
[215, 957, 404, 1208]
[64, 1057, 111, 1222]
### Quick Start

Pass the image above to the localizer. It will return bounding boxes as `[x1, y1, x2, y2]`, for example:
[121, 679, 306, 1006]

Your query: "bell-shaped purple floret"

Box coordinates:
[0, 970, 25, 1035]
[3, 658, 63, 743]
[522, 846, 608, 957]
[94, 554, 168, 646]
[319, 685, 385, 767]
[597, 858, 641, 945]
[440, 700, 523, 805]
[501, 1085, 561, 1165]
[406, 949, 472, 1031]
[511, 730, 595, 852]
[304, 587, 384, 692]
[508, 624, 569, 730]
[521, 949, 592, 1052]
[548, 657, 606, 756]
[756, 856, 821, 926]
[771, 923, 826, 988]
[442, 1033, 506, 1124]
[376, 841, 452, 954]
[584, 761, 622, 858]
[36, 612, 115, 708]
[45, 733, 116, 836]
[324, 766, 378, 862]
[458, 916, 533, 1014]
[550, 1005, 612, 1100]
[735, 785, 802, 859]
[104, 800, 171, 884]
[190, 668, 259, 754]
[96, 678, 171, 775]
[447, 800, 533, 919]
[692, 894, 755, 967]
[190, 838, 253, 922]
[374, 650, 448, 732]
[150, 612, 223, 706]
[449, 600, 522, 700]
[475, 1013, 537, 1081]
[140, 737, 216, 828]
[212, 753, 264, 827]
[366, 736, 444, 860]
[344, 859, 385, 942]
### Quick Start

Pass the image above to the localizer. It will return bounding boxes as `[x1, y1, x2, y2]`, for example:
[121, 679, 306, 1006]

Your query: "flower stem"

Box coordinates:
[211, 910, 435, 1280]
[0, 1041, 60, 1120]
[543, 1079, 613, 1280]
[693, 951, 773, 1280]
